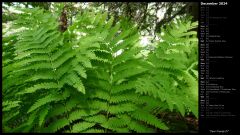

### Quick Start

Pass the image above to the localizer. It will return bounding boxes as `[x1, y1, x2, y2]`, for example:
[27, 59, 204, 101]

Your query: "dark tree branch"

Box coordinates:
[139, 2, 148, 30]
[155, 3, 189, 33]
[59, 4, 68, 32]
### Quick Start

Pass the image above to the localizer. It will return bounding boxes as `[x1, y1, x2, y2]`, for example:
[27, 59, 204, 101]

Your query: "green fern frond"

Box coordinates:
[45, 118, 69, 132]
[3, 101, 21, 112]
[128, 120, 155, 133]
[136, 16, 198, 118]
[113, 47, 142, 66]
[108, 103, 136, 114]
[112, 67, 147, 83]
[101, 117, 128, 128]
[111, 81, 136, 94]
[84, 114, 107, 124]
[82, 128, 105, 133]
[68, 109, 99, 122]
[112, 33, 139, 53]
[17, 82, 59, 95]
[109, 92, 137, 103]
[71, 122, 95, 133]
[88, 89, 110, 101]
[38, 106, 49, 127]
[131, 110, 169, 130]
[27, 94, 60, 113]
[64, 72, 85, 94]
[47, 104, 68, 119]
[24, 71, 55, 83]
[88, 100, 108, 110]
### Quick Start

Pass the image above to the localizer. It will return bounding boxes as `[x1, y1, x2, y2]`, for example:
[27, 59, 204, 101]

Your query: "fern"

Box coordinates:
[84, 114, 107, 123]
[38, 106, 49, 127]
[60, 12, 170, 133]
[131, 109, 168, 130]
[3, 7, 198, 133]
[17, 82, 59, 95]
[71, 122, 95, 133]
[27, 94, 61, 113]
[45, 118, 69, 132]
[3, 101, 21, 112]
[2, 8, 103, 132]
[136, 16, 198, 118]
[128, 120, 155, 133]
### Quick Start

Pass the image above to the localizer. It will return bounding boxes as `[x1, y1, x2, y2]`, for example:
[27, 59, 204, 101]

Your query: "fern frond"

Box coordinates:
[51, 51, 75, 69]
[88, 89, 110, 101]
[111, 81, 136, 94]
[27, 94, 60, 113]
[11, 110, 38, 132]
[88, 100, 108, 110]
[135, 16, 198, 118]
[64, 72, 85, 94]
[128, 120, 155, 133]
[71, 122, 95, 133]
[113, 47, 142, 66]
[38, 106, 49, 127]
[24, 71, 55, 83]
[68, 109, 99, 122]
[3, 101, 21, 112]
[47, 104, 67, 119]
[113, 67, 147, 83]
[106, 22, 121, 41]
[84, 114, 107, 124]
[101, 117, 128, 128]
[45, 118, 69, 132]
[17, 82, 59, 95]
[131, 110, 169, 130]
[108, 103, 136, 114]
[82, 128, 105, 133]
[112, 33, 139, 53]
[109, 92, 137, 103]
[113, 59, 143, 73]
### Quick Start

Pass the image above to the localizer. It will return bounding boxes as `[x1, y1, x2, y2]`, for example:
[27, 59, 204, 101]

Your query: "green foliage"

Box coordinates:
[2, 7, 198, 133]
[2, 8, 103, 132]
[136, 16, 198, 118]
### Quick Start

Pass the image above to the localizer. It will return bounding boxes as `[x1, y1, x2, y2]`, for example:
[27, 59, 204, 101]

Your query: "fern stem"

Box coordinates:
[47, 53, 60, 86]
[104, 63, 114, 133]
[186, 61, 197, 72]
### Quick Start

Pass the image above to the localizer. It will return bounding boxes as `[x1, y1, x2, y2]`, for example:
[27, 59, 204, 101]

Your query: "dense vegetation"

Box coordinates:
[2, 4, 198, 133]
